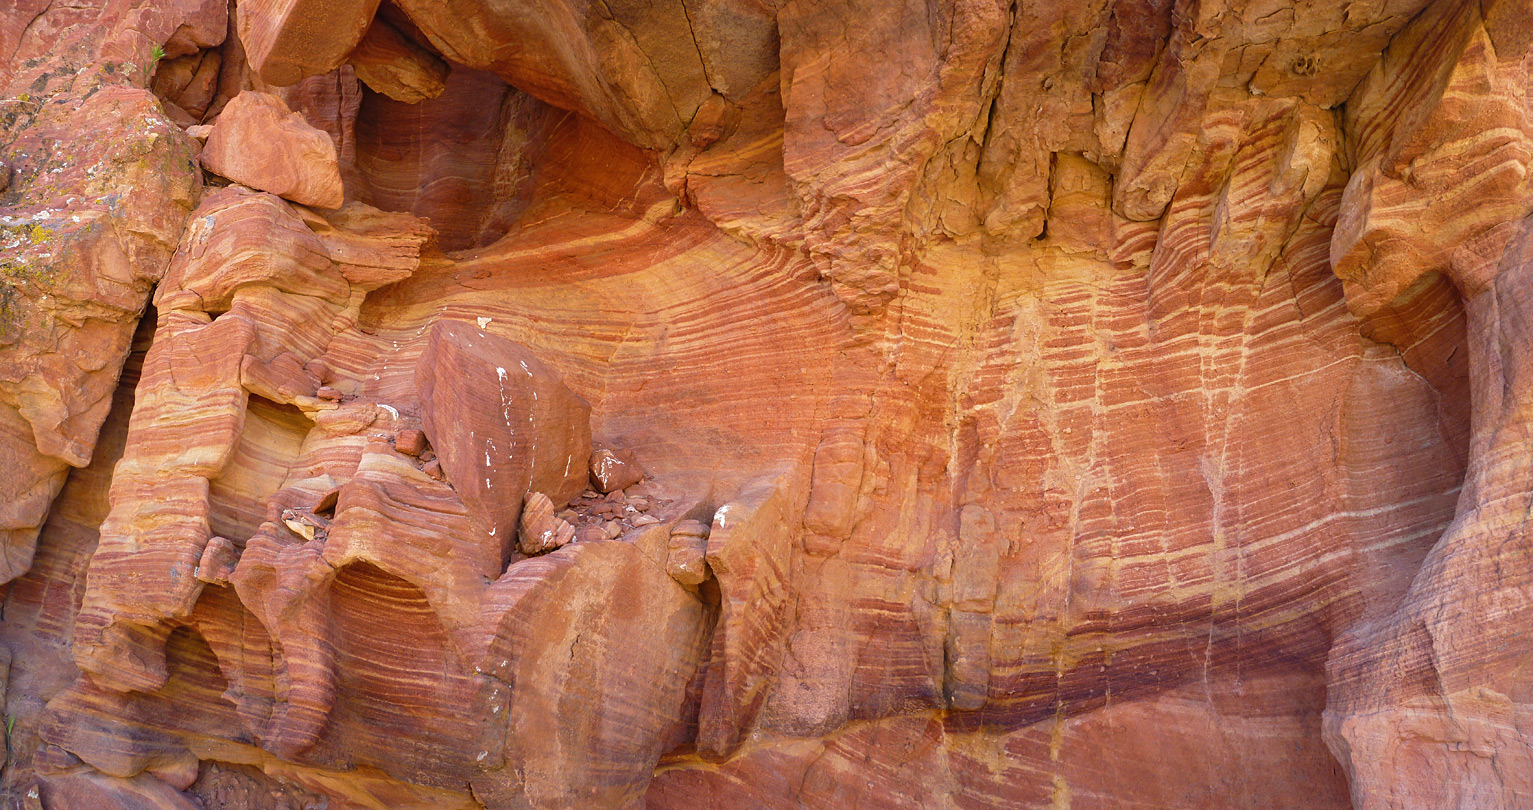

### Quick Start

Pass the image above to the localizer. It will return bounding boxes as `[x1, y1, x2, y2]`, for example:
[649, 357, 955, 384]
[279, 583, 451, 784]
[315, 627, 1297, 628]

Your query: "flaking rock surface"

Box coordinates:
[0, 0, 1528, 808]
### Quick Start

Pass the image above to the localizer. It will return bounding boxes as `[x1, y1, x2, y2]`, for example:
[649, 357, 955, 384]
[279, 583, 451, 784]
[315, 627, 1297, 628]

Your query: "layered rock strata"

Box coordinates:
[0, 0, 1527, 808]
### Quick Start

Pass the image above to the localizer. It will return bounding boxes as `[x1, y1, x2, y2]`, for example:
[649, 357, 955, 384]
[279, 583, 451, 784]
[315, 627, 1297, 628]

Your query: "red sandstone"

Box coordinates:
[0, 1, 1527, 808]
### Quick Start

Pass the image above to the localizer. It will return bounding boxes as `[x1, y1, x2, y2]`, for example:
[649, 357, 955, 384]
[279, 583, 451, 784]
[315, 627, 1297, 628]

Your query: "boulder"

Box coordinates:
[200, 92, 344, 208]
[589, 447, 645, 493]
[415, 321, 592, 542]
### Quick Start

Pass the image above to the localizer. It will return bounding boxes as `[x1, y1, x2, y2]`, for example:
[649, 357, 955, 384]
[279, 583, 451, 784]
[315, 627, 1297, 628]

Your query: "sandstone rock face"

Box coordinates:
[0, 6, 205, 585]
[0, 0, 1528, 808]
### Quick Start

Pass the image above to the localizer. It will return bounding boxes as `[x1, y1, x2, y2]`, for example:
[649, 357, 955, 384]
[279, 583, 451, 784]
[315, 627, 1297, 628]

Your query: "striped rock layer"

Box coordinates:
[0, 0, 1528, 808]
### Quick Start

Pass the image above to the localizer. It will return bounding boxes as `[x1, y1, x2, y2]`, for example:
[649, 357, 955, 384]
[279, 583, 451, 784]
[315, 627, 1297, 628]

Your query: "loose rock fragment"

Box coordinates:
[237, 0, 377, 86]
[280, 507, 332, 541]
[281, 513, 314, 541]
[395, 428, 427, 457]
[671, 519, 710, 539]
[518, 492, 574, 555]
[590, 448, 645, 493]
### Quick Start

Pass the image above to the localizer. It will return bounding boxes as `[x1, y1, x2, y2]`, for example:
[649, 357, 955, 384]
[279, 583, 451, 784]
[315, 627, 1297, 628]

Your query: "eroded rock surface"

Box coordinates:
[0, 0, 1527, 808]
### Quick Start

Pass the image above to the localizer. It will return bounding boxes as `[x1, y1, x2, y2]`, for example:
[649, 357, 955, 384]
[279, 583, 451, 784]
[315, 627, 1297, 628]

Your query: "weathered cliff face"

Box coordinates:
[0, 0, 1527, 808]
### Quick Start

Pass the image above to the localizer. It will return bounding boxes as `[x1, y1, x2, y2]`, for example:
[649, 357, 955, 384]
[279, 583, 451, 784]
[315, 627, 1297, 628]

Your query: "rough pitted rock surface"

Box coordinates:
[0, 1, 1527, 808]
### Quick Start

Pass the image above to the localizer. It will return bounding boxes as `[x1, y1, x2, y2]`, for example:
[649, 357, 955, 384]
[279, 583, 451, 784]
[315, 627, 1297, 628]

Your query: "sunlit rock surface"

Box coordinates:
[0, 0, 1527, 808]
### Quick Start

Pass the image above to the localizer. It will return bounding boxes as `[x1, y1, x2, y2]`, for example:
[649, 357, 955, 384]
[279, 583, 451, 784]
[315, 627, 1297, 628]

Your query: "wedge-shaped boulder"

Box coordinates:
[416, 321, 591, 545]
[201, 93, 344, 208]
